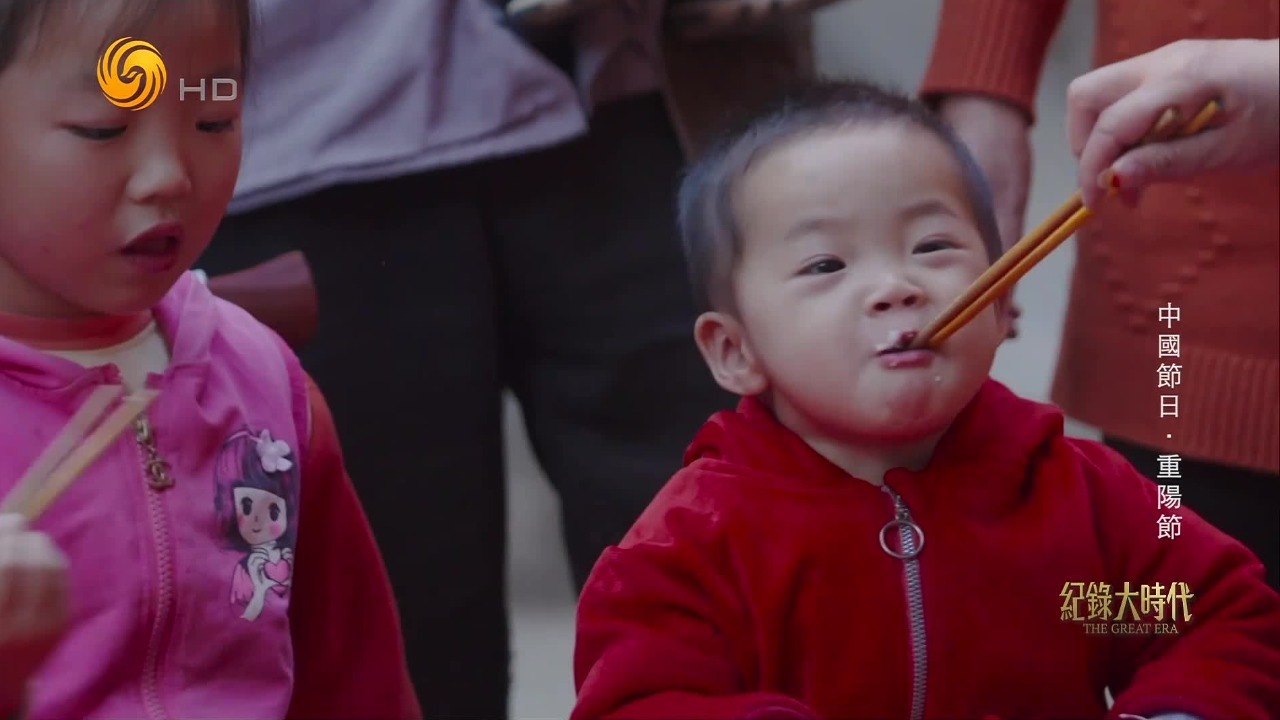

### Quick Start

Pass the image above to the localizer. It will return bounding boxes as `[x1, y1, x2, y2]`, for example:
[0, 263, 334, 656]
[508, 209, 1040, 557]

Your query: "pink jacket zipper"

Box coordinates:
[109, 363, 177, 720]
[139, 448, 175, 720]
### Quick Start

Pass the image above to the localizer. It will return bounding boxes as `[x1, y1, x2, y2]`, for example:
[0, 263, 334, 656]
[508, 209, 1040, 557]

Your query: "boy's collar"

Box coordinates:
[688, 379, 1066, 506]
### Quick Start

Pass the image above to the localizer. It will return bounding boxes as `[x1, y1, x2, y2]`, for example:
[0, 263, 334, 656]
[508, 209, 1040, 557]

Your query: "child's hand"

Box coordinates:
[0, 514, 69, 711]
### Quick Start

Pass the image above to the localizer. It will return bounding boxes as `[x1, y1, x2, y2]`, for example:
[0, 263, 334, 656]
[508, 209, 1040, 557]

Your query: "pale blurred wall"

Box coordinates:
[509, 2, 1102, 717]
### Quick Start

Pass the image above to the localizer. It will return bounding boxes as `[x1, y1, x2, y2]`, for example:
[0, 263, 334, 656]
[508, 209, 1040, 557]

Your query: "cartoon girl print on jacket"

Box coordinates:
[213, 428, 300, 622]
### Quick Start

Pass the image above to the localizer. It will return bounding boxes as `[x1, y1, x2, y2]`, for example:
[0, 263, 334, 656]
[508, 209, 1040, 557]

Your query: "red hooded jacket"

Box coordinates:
[572, 380, 1280, 719]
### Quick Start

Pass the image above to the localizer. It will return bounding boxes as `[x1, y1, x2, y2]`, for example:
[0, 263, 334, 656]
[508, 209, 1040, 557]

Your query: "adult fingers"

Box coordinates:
[1078, 81, 1217, 207]
[1111, 129, 1231, 189]
[1066, 56, 1150, 156]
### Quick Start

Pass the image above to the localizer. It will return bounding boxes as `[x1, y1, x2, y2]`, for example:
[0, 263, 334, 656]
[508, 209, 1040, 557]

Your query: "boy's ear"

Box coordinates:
[694, 311, 768, 397]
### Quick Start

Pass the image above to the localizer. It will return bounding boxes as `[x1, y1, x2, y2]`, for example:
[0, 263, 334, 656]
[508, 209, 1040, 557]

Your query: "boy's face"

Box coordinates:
[0, 1, 242, 318]
[698, 124, 1006, 444]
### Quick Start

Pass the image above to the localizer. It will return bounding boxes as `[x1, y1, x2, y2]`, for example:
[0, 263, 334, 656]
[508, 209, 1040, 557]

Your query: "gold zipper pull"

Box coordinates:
[133, 417, 175, 490]
[134, 416, 154, 444]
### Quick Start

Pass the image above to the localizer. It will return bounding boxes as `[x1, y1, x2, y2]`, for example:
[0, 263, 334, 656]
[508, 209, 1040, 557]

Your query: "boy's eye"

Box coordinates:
[269, 503, 281, 521]
[69, 125, 126, 140]
[914, 237, 959, 253]
[800, 258, 846, 275]
[240, 497, 253, 516]
[197, 119, 237, 133]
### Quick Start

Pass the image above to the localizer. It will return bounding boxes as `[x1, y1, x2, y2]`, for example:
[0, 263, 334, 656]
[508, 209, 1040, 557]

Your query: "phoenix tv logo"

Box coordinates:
[97, 37, 238, 111]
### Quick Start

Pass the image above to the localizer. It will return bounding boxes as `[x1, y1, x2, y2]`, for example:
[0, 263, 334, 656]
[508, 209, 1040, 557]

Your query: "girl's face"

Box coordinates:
[234, 487, 288, 546]
[0, 0, 243, 318]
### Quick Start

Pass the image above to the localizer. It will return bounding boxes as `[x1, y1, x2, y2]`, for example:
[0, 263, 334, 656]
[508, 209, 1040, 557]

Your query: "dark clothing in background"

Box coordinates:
[201, 93, 732, 718]
[1106, 436, 1279, 590]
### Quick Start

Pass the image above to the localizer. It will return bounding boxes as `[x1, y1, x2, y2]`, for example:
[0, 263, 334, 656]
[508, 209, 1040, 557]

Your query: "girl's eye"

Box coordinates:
[801, 258, 846, 275]
[915, 237, 959, 254]
[197, 119, 237, 133]
[269, 504, 281, 521]
[70, 125, 126, 140]
[240, 497, 253, 516]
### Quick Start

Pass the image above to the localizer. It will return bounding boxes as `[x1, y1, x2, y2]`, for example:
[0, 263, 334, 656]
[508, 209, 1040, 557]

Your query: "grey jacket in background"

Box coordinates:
[230, 0, 664, 214]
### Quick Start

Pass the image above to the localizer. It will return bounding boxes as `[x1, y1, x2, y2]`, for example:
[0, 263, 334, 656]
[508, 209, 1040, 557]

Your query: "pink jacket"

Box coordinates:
[0, 273, 419, 720]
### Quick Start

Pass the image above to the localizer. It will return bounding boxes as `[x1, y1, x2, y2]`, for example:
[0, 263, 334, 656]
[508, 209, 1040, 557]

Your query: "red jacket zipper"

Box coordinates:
[880, 485, 928, 720]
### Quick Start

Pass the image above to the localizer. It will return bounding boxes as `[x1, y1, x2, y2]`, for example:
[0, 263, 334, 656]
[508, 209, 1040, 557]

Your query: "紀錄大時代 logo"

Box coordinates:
[97, 37, 167, 111]
[1061, 580, 1194, 636]
[97, 37, 238, 111]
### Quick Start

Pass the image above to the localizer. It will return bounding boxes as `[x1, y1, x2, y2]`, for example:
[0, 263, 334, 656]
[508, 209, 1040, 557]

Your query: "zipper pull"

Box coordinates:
[133, 417, 175, 490]
[879, 485, 925, 560]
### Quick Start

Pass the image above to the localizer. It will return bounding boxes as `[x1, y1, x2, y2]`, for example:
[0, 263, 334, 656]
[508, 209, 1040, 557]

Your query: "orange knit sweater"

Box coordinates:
[921, 0, 1280, 474]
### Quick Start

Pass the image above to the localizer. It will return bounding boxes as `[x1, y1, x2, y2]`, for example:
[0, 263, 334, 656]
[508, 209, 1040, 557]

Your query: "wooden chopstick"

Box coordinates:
[914, 100, 1221, 349]
[926, 203, 1093, 348]
[911, 106, 1181, 349]
[0, 385, 123, 515]
[1, 387, 159, 520]
[910, 193, 1084, 350]
[20, 391, 158, 519]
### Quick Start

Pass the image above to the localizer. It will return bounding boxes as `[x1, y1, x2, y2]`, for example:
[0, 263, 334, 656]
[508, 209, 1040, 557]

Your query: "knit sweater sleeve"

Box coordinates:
[919, 0, 1071, 122]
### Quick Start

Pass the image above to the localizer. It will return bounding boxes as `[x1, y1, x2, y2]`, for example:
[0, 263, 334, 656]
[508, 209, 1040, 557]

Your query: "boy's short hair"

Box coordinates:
[677, 80, 1004, 313]
[0, 0, 252, 75]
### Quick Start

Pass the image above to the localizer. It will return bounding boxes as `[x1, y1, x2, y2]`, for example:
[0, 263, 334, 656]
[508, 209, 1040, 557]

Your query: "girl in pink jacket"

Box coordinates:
[0, 1, 419, 718]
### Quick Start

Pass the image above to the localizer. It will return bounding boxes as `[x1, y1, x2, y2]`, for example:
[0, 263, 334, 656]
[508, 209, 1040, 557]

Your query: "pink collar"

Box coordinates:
[0, 309, 153, 351]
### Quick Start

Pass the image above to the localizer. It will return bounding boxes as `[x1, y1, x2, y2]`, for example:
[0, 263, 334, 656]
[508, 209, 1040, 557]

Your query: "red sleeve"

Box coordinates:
[571, 473, 817, 720]
[1074, 442, 1280, 719]
[918, 0, 1069, 122]
[286, 376, 422, 720]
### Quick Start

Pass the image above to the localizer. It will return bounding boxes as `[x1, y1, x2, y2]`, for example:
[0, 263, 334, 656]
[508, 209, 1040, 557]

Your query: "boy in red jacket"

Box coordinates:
[570, 81, 1280, 720]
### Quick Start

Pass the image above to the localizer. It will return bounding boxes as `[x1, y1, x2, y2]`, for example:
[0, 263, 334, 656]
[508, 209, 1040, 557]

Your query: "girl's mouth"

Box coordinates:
[123, 235, 178, 257]
[121, 222, 184, 273]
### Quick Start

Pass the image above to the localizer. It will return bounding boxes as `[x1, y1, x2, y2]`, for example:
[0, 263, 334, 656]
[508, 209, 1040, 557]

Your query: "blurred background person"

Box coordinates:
[196, 0, 812, 716]
[921, 0, 1279, 588]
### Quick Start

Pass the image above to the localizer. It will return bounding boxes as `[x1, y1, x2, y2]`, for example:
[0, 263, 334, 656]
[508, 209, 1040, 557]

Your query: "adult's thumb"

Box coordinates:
[1111, 131, 1224, 188]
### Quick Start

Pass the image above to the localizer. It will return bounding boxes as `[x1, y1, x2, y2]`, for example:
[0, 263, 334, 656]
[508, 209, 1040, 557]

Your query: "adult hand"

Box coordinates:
[0, 514, 69, 713]
[1068, 38, 1280, 208]
[938, 95, 1033, 339]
